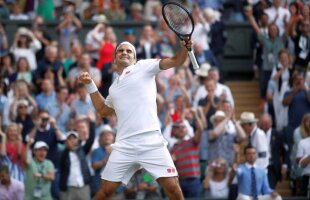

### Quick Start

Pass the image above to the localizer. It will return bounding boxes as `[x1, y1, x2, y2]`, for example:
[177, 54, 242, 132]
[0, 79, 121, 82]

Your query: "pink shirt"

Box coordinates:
[0, 178, 24, 200]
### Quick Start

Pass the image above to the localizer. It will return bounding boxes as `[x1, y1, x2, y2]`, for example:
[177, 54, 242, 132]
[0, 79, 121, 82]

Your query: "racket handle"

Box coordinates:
[188, 50, 199, 70]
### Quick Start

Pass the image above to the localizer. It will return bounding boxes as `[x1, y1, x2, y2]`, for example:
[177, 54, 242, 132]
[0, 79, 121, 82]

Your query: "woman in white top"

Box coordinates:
[203, 158, 229, 198]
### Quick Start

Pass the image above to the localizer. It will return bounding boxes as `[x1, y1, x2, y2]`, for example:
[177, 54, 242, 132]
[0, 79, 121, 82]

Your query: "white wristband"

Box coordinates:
[85, 80, 98, 94]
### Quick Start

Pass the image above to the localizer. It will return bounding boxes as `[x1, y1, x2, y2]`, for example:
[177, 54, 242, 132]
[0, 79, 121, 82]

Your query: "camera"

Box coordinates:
[42, 117, 49, 123]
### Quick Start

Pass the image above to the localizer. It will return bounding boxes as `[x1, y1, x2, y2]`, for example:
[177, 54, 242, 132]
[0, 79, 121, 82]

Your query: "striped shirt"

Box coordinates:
[170, 139, 200, 178]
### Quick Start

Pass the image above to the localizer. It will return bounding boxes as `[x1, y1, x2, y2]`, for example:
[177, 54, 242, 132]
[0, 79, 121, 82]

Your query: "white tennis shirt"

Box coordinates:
[105, 59, 162, 142]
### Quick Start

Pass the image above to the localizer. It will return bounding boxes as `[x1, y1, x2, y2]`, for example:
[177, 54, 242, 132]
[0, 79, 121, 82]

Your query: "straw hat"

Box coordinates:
[239, 112, 258, 124]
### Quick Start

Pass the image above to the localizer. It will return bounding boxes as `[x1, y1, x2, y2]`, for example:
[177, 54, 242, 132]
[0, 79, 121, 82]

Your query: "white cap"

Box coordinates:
[34, 141, 49, 150]
[99, 125, 115, 134]
[66, 131, 79, 139]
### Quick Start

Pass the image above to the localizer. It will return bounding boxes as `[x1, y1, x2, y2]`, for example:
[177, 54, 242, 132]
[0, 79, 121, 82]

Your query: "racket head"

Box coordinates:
[162, 2, 194, 40]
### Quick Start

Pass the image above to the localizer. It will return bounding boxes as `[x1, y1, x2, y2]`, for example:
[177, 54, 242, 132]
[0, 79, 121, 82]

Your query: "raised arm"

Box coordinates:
[244, 8, 262, 37]
[79, 72, 114, 117]
[159, 39, 192, 70]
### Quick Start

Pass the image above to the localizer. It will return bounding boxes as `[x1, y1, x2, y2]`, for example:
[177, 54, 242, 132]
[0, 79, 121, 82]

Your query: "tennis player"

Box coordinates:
[79, 38, 192, 200]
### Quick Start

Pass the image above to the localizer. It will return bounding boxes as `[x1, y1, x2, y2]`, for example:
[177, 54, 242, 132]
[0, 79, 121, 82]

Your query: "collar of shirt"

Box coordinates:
[38, 123, 51, 132]
[245, 163, 257, 169]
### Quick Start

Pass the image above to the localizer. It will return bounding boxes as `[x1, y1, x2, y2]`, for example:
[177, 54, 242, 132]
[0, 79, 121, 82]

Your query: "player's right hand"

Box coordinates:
[79, 72, 92, 84]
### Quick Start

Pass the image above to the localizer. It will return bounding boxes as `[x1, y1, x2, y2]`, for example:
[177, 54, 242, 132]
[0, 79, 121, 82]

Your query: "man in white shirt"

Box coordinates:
[239, 112, 269, 169]
[79, 38, 193, 200]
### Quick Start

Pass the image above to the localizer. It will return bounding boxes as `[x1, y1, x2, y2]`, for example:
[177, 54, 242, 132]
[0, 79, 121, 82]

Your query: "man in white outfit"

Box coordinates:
[78, 38, 192, 200]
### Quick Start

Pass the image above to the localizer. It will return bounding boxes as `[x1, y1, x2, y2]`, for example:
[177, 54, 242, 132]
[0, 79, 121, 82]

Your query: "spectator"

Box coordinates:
[35, 79, 56, 110]
[264, 0, 291, 36]
[91, 125, 115, 196]
[296, 115, 310, 196]
[104, 0, 126, 21]
[136, 24, 160, 60]
[70, 83, 96, 119]
[156, 18, 177, 59]
[85, 14, 108, 65]
[282, 70, 310, 148]
[47, 86, 71, 133]
[24, 141, 55, 200]
[127, 2, 144, 21]
[36, 0, 55, 20]
[258, 113, 289, 189]
[83, 0, 104, 20]
[239, 112, 269, 169]
[170, 108, 203, 198]
[125, 169, 162, 200]
[0, 0, 9, 19]
[229, 145, 282, 200]
[59, 129, 95, 200]
[0, 54, 14, 80]
[143, 0, 162, 22]
[203, 158, 229, 198]
[56, 5, 82, 54]
[290, 113, 310, 195]
[9, 57, 33, 86]
[32, 16, 52, 62]
[10, 27, 42, 71]
[1, 122, 28, 183]
[14, 100, 35, 144]
[0, 23, 8, 57]
[68, 52, 101, 89]
[96, 27, 117, 70]
[0, 164, 24, 200]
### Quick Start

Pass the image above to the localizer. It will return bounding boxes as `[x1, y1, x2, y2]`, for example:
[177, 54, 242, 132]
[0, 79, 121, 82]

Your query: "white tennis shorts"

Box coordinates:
[101, 131, 178, 184]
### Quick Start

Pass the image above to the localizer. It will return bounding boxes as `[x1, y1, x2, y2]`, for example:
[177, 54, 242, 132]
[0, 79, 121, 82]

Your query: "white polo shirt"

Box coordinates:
[296, 137, 310, 176]
[105, 59, 162, 142]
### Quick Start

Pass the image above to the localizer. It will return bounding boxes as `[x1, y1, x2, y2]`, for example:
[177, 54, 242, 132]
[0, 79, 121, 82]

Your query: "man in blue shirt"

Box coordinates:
[229, 145, 282, 200]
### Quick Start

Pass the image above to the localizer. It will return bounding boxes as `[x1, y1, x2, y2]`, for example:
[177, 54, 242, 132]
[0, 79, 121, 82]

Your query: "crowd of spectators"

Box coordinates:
[0, 0, 310, 200]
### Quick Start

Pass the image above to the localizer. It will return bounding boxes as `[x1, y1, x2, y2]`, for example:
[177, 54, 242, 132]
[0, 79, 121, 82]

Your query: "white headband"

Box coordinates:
[115, 41, 136, 58]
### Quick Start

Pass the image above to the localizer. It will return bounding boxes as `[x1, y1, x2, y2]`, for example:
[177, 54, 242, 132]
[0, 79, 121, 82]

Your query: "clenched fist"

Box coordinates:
[79, 72, 92, 84]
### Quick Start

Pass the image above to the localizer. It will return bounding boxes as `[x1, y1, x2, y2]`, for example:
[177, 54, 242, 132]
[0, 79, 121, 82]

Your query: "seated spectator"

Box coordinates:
[9, 3, 29, 20]
[104, 0, 126, 21]
[59, 130, 95, 200]
[83, 0, 104, 20]
[229, 145, 282, 200]
[0, 164, 24, 200]
[127, 2, 144, 21]
[0, 0, 10, 20]
[203, 158, 229, 199]
[0, 123, 27, 182]
[10, 27, 42, 71]
[9, 57, 33, 86]
[24, 141, 55, 200]
[0, 53, 14, 80]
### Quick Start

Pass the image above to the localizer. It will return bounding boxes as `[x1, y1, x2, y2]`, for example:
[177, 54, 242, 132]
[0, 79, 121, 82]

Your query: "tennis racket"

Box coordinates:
[162, 2, 199, 70]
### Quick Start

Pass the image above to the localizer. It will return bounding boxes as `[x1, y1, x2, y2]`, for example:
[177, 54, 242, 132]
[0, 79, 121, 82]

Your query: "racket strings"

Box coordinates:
[163, 5, 193, 35]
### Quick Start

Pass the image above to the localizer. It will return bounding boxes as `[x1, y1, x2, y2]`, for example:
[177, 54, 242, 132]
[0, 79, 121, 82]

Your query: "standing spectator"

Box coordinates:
[68, 53, 101, 89]
[264, 0, 291, 36]
[208, 110, 246, 166]
[10, 27, 42, 71]
[24, 141, 55, 200]
[258, 113, 289, 189]
[91, 125, 115, 196]
[36, 0, 55, 20]
[296, 118, 310, 196]
[0, 123, 27, 182]
[136, 24, 160, 60]
[0, 164, 24, 200]
[96, 27, 117, 70]
[170, 108, 203, 198]
[290, 113, 310, 195]
[84, 15, 108, 65]
[282, 70, 310, 149]
[229, 145, 282, 200]
[239, 112, 269, 169]
[56, 5, 82, 54]
[59, 129, 95, 200]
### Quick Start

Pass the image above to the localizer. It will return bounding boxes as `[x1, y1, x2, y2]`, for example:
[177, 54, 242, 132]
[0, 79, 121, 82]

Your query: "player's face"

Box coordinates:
[115, 44, 136, 67]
